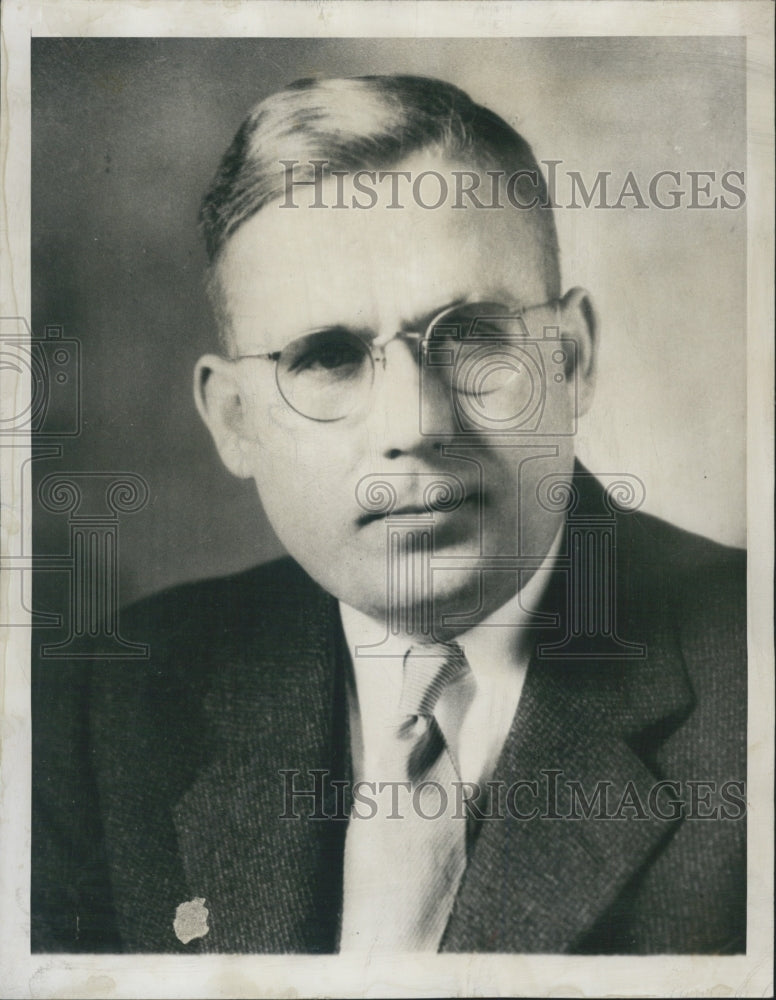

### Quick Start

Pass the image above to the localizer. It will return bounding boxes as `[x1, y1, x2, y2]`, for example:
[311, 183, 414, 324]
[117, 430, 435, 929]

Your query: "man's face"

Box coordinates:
[197, 152, 596, 630]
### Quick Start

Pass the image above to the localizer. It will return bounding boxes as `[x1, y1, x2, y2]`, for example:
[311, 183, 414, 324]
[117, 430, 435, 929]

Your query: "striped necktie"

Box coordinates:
[398, 642, 471, 780]
[339, 641, 475, 951]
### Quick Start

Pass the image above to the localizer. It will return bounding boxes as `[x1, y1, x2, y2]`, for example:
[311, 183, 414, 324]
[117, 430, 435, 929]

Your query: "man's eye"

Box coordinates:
[287, 335, 365, 375]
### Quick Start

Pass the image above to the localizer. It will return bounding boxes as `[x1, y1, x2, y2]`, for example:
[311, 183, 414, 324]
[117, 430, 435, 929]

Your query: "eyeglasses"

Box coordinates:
[233, 298, 561, 422]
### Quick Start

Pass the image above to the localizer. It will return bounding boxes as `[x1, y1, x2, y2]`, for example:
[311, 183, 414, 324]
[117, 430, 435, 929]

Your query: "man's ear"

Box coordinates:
[194, 355, 256, 479]
[558, 287, 598, 417]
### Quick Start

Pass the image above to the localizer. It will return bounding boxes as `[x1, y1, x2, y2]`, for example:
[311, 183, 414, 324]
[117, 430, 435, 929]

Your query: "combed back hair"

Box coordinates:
[199, 75, 560, 341]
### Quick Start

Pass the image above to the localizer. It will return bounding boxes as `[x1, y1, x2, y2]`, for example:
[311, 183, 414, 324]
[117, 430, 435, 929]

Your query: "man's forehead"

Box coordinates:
[216, 158, 549, 349]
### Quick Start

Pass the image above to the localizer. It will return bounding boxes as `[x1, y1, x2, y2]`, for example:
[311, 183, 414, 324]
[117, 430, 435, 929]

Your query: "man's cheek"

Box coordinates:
[275, 465, 353, 536]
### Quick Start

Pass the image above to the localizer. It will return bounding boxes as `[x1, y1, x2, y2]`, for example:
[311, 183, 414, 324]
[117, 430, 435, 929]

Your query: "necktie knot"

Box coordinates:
[399, 641, 470, 720]
[397, 641, 473, 782]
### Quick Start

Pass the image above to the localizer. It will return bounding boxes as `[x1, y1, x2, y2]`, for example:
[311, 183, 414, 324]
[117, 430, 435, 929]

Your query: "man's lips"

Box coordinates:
[356, 491, 481, 528]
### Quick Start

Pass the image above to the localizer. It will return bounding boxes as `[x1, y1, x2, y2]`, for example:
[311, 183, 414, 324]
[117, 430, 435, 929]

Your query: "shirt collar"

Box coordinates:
[339, 523, 563, 679]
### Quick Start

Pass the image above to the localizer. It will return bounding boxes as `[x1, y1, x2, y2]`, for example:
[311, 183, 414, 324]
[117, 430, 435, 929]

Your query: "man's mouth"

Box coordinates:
[356, 491, 481, 528]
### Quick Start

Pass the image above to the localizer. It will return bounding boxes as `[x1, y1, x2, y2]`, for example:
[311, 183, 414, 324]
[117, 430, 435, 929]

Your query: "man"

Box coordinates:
[32, 75, 746, 954]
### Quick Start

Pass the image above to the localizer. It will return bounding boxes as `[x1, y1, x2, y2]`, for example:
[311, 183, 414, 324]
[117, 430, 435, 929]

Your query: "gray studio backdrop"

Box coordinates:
[32, 37, 746, 607]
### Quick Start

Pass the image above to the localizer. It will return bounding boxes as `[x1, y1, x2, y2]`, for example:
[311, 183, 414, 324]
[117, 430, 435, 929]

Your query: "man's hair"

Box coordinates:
[199, 75, 560, 341]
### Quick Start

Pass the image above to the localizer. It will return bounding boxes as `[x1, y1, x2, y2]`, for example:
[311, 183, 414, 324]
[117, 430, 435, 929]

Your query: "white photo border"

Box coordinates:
[1, 2, 773, 998]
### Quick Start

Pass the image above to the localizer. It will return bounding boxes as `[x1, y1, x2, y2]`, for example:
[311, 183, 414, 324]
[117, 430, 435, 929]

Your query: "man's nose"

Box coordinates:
[365, 338, 455, 456]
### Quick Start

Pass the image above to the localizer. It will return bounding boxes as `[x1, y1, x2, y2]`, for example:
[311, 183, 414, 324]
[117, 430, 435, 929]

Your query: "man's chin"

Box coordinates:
[332, 561, 501, 637]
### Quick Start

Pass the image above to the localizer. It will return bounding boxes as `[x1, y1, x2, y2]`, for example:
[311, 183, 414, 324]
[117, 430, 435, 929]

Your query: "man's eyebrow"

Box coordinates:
[396, 294, 524, 336]
[303, 304, 469, 343]
[295, 291, 521, 343]
[283, 321, 372, 341]
[397, 297, 468, 333]
[396, 289, 523, 333]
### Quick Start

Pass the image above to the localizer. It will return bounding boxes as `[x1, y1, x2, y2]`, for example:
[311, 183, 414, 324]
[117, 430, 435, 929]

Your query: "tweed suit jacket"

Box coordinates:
[31, 471, 746, 954]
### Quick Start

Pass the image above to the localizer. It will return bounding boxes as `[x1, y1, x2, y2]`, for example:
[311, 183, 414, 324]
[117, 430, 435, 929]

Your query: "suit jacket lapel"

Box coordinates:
[171, 582, 351, 953]
[442, 562, 694, 953]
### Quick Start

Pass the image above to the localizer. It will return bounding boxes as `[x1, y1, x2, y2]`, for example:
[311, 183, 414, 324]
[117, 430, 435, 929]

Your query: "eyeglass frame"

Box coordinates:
[230, 295, 563, 423]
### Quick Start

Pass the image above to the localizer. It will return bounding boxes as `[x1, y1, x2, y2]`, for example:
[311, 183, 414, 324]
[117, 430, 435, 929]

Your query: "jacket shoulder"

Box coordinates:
[108, 556, 336, 706]
[574, 465, 745, 612]
[122, 556, 325, 641]
[619, 508, 745, 621]
[622, 510, 746, 748]
[626, 508, 745, 577]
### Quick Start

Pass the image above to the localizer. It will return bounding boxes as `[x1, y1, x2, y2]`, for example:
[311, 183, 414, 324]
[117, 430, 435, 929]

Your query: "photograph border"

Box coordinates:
[1, 2, 773, 997]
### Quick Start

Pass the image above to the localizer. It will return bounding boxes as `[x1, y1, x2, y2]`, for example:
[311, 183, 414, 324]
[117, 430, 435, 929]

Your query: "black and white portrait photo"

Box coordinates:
[0, 4, 772, 998]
